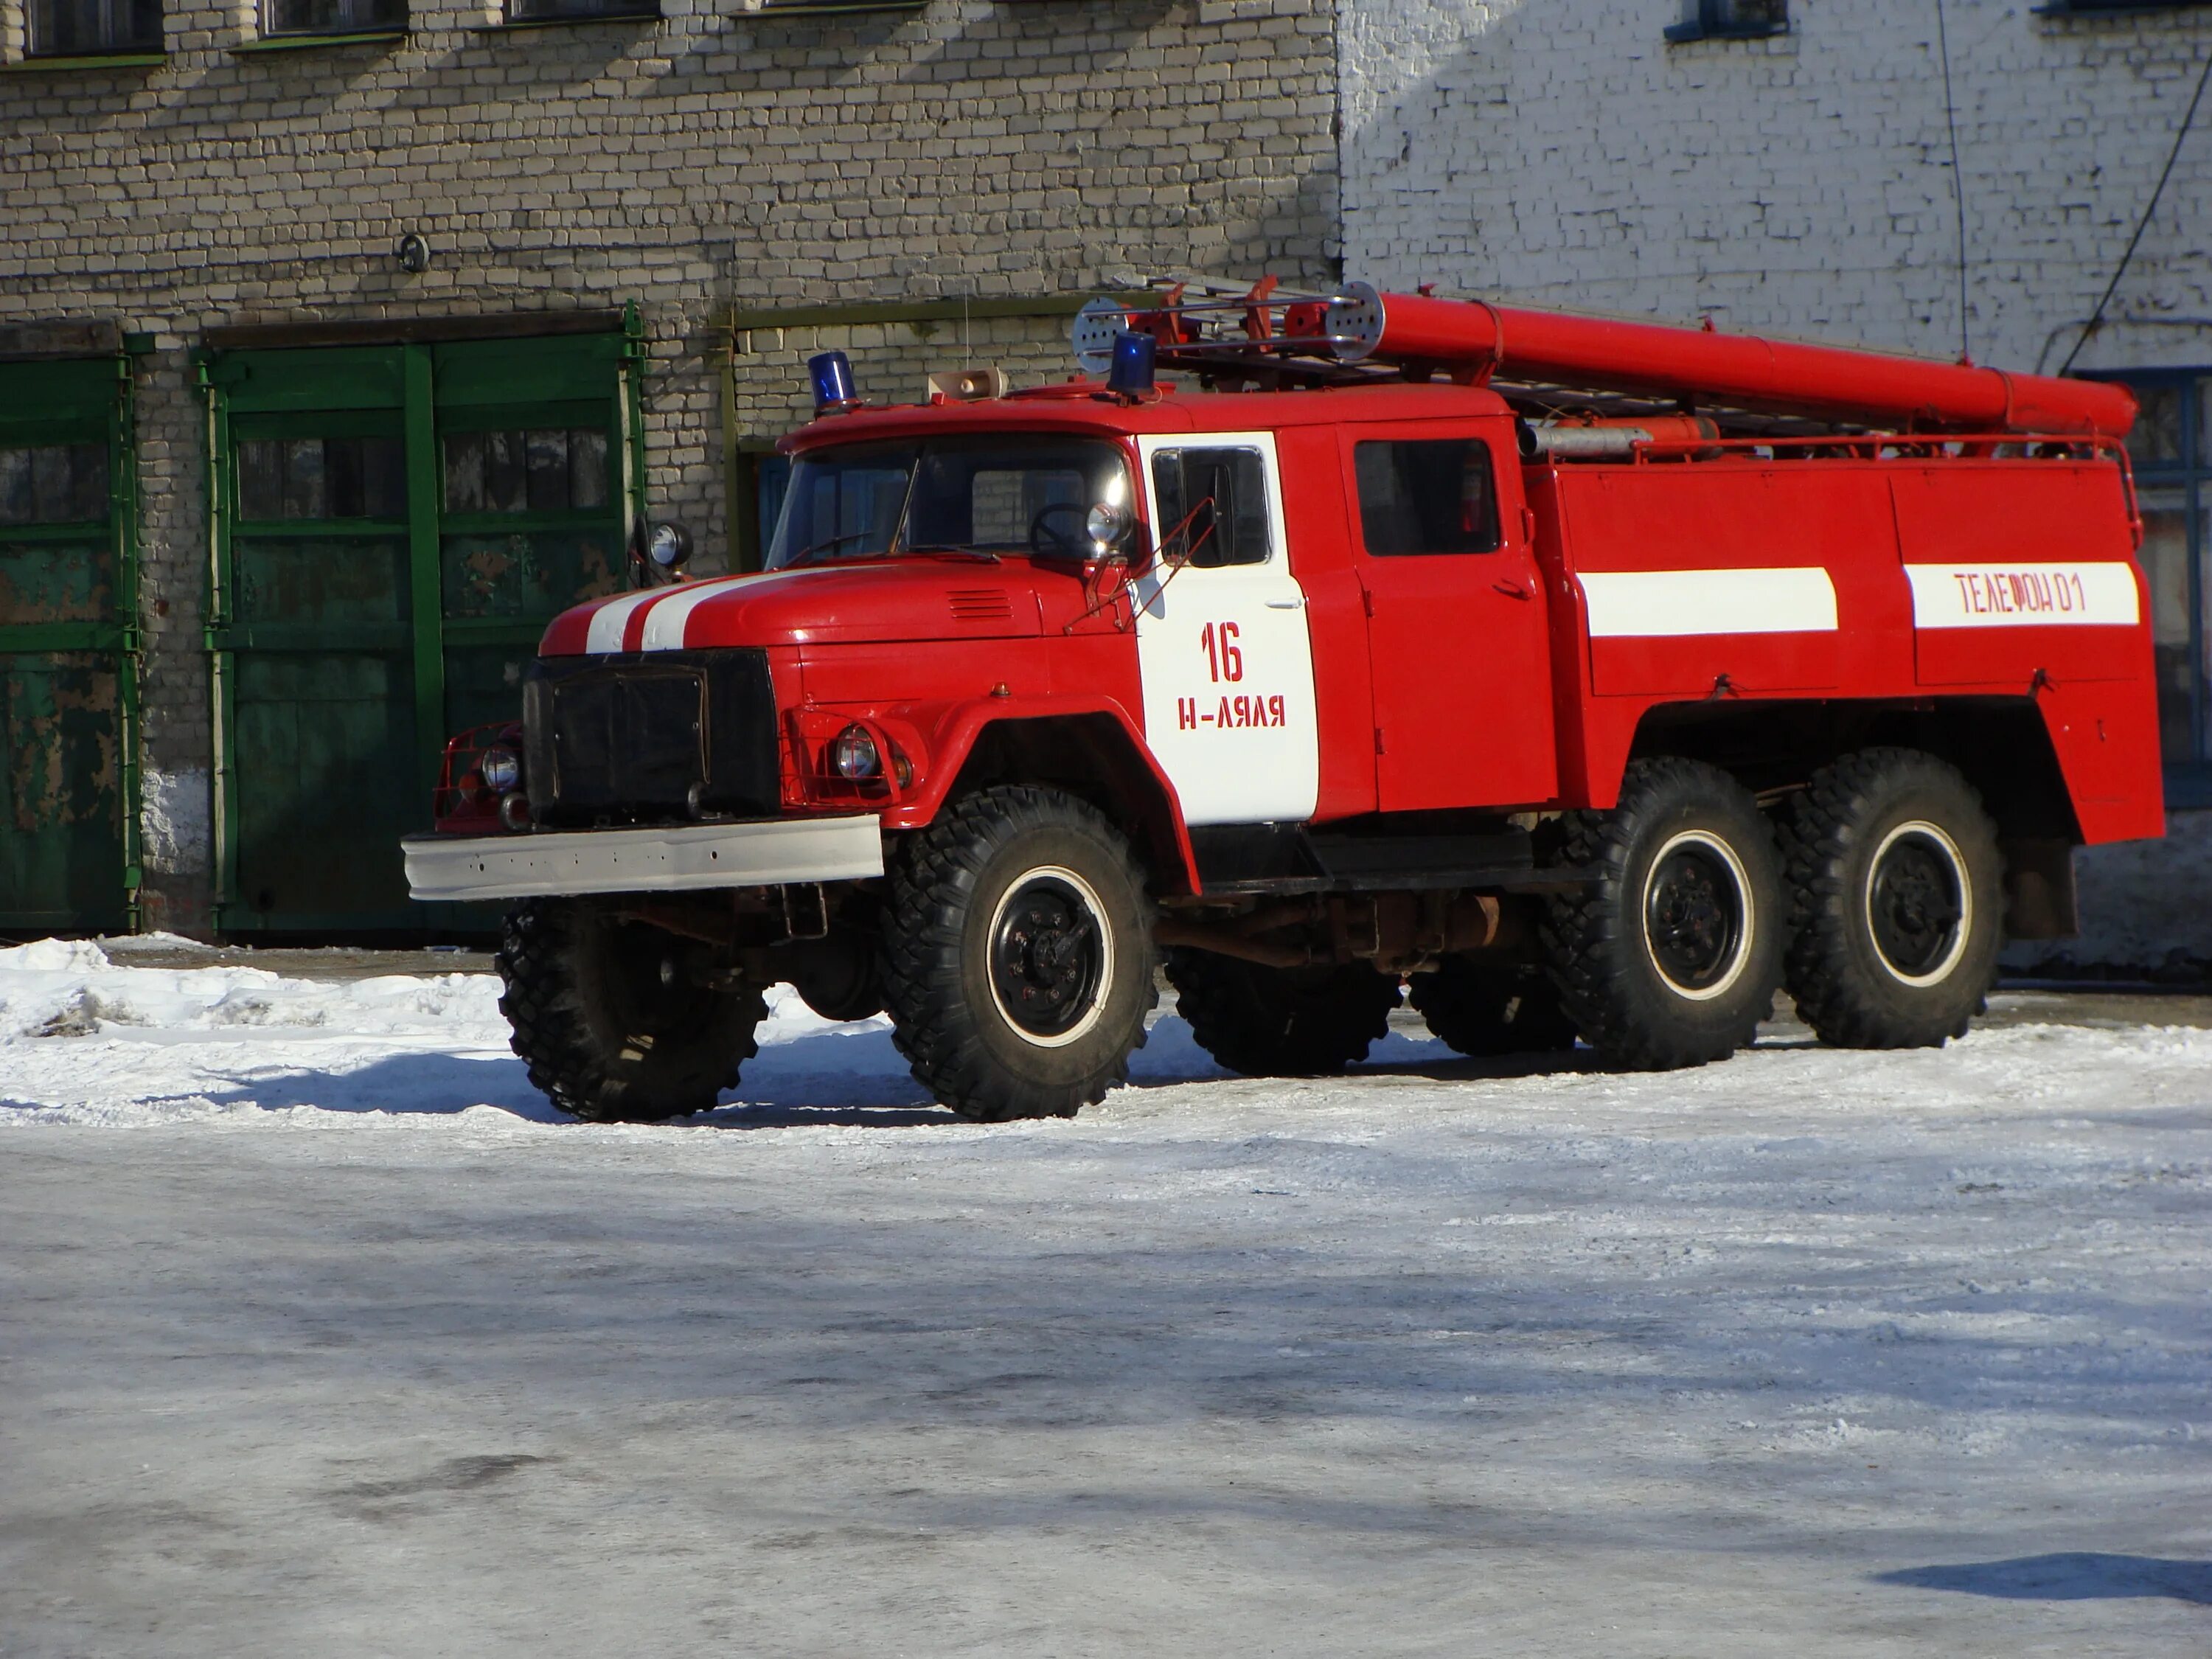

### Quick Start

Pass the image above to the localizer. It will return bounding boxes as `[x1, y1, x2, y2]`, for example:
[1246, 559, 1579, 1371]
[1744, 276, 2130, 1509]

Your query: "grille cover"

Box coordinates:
[524, 647, 779, 826]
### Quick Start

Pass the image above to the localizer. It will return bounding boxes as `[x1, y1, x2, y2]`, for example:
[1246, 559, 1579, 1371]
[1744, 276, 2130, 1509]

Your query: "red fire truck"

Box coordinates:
[404, 278, 2161, 1124]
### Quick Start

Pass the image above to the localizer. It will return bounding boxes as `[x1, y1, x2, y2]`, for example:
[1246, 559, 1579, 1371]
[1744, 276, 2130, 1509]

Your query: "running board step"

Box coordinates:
[1189, 823, 1587, 897]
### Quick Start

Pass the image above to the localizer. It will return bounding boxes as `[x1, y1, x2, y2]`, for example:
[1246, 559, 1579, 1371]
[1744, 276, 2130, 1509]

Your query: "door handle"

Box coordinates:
[1265, 596, 1306, 610]
[1494, 578, 1533, 600]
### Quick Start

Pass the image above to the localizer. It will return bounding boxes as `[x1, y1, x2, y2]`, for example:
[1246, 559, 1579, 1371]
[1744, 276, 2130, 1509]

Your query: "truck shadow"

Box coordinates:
[94, 1014, 1646, 1127]
[1874, 1554, 2212, 1604]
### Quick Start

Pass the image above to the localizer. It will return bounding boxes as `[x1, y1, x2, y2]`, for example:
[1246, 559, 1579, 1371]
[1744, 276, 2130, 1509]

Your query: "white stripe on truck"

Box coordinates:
[1904, 562, 2138, 629]
[1579, 567, 1839, 638]
[582, 589, 661, 653]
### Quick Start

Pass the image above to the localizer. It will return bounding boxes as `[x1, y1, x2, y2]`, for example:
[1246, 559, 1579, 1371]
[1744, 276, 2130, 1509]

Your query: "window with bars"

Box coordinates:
[261, 0, 403, 34]
[2108, 369, 2212, 796]
[27, 0, 161, 55]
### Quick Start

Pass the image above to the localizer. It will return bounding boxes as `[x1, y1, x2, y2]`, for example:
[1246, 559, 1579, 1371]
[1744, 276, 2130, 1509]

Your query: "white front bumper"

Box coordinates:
[404, 815, 886, 902]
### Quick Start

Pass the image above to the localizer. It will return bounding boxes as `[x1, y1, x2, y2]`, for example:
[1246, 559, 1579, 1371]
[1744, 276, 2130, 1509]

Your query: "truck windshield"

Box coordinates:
[765, 437, 1130, 569]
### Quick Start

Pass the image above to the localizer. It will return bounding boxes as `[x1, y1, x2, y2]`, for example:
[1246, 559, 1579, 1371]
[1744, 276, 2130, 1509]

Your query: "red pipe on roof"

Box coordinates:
[1326, 283, 2136, 438]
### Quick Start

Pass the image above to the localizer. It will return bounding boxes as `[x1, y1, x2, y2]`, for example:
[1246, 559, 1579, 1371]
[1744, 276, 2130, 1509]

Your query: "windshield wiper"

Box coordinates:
[779, 531, 877, 569]
[897, 545, 1003, 564]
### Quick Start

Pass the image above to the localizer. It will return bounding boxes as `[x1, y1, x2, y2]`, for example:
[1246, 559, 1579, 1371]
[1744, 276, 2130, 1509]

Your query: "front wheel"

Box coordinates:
[1542, 757, 1786, 1071]
[496, 899, 766, 1122]
[881, 786, 1158, 1122]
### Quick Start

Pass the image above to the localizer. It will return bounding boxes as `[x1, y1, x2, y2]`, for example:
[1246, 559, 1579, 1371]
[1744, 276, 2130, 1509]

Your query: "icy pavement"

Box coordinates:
[0, 940, 2207, 1656]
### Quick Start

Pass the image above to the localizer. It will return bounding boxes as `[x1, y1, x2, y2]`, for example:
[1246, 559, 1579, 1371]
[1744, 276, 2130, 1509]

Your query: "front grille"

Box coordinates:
[523, 647, 779, 827]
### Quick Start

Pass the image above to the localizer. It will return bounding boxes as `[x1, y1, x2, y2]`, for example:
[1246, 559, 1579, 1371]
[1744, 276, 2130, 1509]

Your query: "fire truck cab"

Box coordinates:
[405, 279, 2162, 1124]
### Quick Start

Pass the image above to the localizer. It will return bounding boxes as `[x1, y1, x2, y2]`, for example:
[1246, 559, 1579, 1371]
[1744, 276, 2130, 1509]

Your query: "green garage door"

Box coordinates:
[203, 328, 638, 933]
[0, 355, 138, 934]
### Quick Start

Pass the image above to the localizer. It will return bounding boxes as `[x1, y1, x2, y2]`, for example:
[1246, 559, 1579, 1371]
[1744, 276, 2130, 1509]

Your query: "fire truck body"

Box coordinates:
[404, 282, 2161, 1124]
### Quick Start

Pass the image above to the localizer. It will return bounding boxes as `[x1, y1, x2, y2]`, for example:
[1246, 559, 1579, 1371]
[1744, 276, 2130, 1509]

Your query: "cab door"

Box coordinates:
[1130, 432, 1321, 825]
[1346, 424, 1557, 812]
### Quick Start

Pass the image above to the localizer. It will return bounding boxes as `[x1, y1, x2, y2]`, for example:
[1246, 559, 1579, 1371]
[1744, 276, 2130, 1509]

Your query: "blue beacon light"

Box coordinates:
[1106, 330, 1156, 396]
[808, 349, 857, 414]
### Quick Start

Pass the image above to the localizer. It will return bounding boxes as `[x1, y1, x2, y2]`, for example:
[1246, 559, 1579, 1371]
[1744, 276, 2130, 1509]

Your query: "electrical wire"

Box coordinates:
[2059, 41, 2212, 375]
[1934, 0, 1972, 362]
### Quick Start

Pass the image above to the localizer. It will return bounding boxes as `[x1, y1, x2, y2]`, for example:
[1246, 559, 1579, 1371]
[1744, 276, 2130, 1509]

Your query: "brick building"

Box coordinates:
[6, 0, 2208, 967]
[0, 0, 1336, 936]
[1337, 0, 2212, 973]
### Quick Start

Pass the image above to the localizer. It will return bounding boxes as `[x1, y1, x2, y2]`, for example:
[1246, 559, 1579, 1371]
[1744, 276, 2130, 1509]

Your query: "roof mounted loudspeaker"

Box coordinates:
[927, 367, 1010, 402]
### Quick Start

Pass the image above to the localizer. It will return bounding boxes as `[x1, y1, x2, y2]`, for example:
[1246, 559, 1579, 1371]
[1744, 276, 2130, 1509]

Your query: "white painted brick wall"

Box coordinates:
[1338, 0, 2212, 376]
[1340, 0, 2212, 973]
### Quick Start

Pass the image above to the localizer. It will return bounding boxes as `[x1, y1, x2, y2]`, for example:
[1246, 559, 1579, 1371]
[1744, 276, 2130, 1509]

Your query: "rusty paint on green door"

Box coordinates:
[204, 330, 633, 933]
[0, 355, 138, 933]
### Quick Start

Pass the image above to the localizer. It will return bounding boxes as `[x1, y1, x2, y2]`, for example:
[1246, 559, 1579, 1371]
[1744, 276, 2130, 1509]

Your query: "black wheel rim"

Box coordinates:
[990, 873, 1107, 1039]
[1869, 830, 1965, 980]
[1644, 839, 1746, 993]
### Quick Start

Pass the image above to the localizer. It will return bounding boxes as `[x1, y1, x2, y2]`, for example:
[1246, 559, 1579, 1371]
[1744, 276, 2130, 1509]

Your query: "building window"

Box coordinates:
[2039, 1, 2212, 14]
[0, 443, 108, 524]
[442, 428, 609, 515]
[27, 0, 161, 55]
[1666, 0, 1788, 42]
[504, 0, 657, 24]
[261, 0, 401, 33]
[2107, 369, 2212, 796]
[237, 436, 406, 521]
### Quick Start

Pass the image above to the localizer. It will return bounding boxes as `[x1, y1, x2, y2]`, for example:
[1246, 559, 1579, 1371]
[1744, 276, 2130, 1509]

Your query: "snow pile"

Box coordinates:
[0, 936, 505, 1043]
[0, 939, 913, 1127]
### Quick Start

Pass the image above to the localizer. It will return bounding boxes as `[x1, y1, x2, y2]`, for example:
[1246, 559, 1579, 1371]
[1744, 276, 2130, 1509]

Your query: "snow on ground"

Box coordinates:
[1, 941, 2208, 1656]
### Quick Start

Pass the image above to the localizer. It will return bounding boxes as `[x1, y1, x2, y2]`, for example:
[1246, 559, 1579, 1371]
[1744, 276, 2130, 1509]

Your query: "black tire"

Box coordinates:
[1779, 748, 2003, 1048]
[1542, 757, 1785, 1071]
[1166, 950, 1402, 1077]
[880, 785, 1157, 1122]
[495, 899, 765, 1123]
[1408, 957, 1581, 1057]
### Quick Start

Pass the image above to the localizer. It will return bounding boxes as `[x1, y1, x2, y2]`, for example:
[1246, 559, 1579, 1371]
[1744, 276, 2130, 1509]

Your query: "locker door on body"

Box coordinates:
[1346, 425, 1557, 813]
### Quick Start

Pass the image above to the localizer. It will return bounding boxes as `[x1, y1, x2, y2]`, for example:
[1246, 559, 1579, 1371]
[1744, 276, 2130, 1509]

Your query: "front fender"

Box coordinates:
[884, 696, 1201, 896]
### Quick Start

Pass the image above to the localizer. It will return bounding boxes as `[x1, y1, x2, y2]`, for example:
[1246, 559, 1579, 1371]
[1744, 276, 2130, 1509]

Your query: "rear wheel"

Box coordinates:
[496, 899, 765, 1123]
[881, 786, 1157, 1122]
[1408, 957, 1580, 1057]
[1779, 748, 2002, 1048]
[1542, 757, 1785, 1070]
[1167, 951, 1402, 1077]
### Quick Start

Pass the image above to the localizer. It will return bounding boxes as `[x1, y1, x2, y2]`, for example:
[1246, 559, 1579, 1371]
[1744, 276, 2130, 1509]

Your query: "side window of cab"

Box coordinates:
[1152, 446, 1270, 568]
[1352, 437, 1500, 556]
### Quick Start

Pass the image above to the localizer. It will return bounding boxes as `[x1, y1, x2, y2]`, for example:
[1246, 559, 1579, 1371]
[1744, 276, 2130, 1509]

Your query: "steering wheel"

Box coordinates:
[1029, 502, 1088, 560]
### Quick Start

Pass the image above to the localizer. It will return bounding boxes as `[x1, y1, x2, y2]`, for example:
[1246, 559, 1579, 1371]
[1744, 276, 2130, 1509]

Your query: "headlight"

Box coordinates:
[480, 747, 521, 793]
[831, 724, 881, 781]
